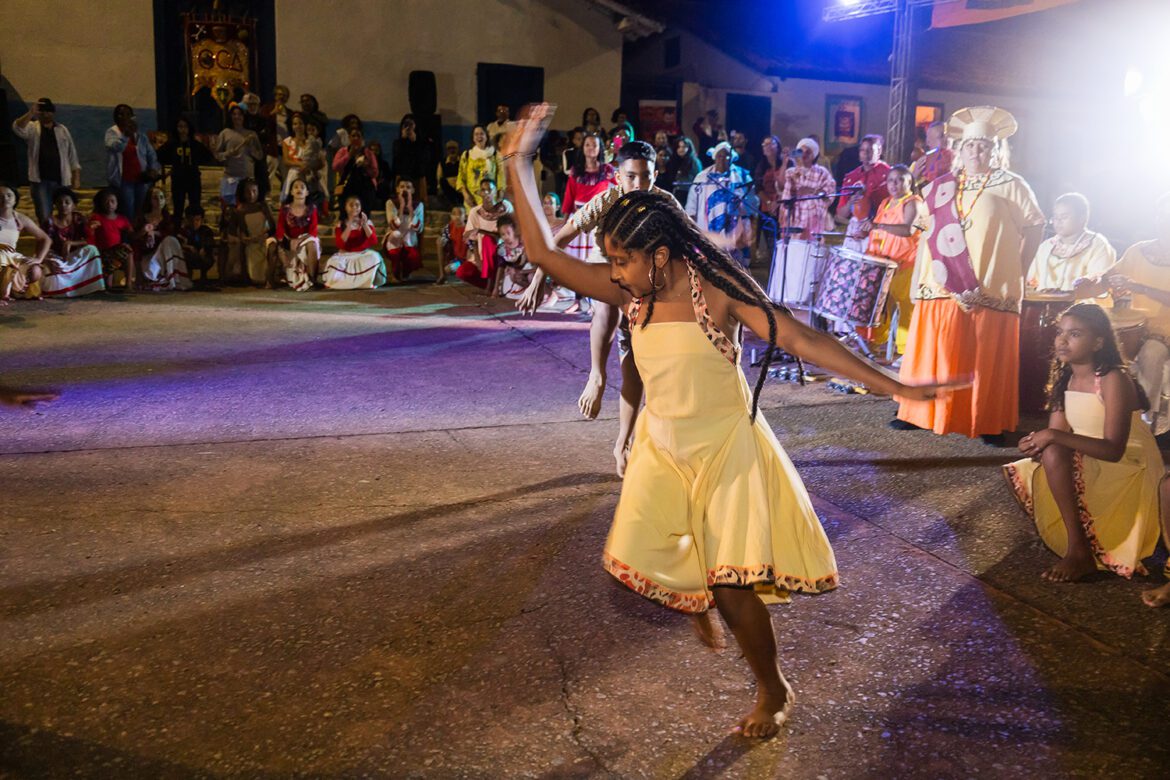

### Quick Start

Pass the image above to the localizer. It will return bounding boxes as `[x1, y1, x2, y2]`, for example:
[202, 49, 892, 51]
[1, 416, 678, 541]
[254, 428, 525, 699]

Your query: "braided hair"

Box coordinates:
[598, 189, 796, 421]
[1045, 302, 1148, 412]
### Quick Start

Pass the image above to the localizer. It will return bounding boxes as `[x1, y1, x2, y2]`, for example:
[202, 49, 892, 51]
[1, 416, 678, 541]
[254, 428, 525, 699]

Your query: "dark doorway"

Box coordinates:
[153, 0, 277, 134]
[725, 93, 772, 148]
[476, 64, 544, 127]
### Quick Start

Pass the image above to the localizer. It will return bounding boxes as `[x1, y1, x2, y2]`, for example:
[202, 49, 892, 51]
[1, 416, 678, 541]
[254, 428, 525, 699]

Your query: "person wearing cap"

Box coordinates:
[835, 134, 891, 253]
[686, 140, 754, 267]
[893, 106, 1045, 444]
[780, 137, 836, 241]
[12, 98, 81, 225]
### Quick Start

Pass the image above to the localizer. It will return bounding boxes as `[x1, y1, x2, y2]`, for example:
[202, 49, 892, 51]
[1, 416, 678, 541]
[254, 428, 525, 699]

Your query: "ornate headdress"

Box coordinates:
[947, 106, 1018, 144]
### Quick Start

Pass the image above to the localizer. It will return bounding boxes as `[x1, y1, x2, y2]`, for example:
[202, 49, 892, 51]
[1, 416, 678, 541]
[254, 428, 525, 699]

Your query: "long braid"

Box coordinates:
[600, 190, 797, 421]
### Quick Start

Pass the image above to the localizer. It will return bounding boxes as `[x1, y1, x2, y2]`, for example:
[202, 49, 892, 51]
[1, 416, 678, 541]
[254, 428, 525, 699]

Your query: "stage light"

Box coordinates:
[1124, 67, 1144, 97]
[840, 0, 862, 5]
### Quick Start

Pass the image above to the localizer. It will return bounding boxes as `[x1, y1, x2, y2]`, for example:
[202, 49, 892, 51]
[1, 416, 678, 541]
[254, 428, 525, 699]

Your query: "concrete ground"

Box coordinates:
[1, 284, 1168, 779]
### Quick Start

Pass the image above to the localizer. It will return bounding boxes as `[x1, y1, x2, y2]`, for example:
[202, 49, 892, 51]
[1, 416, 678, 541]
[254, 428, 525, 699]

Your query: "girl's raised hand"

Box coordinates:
[500, 103, 557, 160]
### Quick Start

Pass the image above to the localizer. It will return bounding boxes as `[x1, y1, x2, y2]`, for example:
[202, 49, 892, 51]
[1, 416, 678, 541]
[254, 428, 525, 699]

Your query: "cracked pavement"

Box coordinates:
[2, 285, 1169, 778]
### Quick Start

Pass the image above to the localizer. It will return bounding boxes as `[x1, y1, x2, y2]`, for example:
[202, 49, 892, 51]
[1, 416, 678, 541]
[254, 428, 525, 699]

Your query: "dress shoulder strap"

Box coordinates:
[686, 264, 738, 365]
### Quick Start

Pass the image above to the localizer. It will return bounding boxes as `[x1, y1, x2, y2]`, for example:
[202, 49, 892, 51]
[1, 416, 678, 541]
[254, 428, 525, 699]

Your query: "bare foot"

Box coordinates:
[735, 677, 794, 739]
[1041, 548, 1098, 582]
[688, 612, 725, 651]
[1141, 581, 1170, 607]
[578, 372, 605, 419]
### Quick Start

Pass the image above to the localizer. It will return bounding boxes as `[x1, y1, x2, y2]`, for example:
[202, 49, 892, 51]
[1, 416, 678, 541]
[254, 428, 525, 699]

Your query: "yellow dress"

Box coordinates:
[602, 266, 839, 613]
[1003, 386, 1162, 578]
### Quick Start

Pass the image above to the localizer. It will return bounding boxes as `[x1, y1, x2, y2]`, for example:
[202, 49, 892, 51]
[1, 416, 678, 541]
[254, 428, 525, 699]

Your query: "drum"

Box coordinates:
[1109, 307, 1149, 361]
[811, 247, 898, 327]
[1019, 291, 1073, 414]
[767, 238, 826, 307]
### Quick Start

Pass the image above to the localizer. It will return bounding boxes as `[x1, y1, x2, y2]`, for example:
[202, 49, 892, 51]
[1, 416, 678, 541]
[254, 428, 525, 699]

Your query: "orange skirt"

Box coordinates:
[897, 298, 1019, 437]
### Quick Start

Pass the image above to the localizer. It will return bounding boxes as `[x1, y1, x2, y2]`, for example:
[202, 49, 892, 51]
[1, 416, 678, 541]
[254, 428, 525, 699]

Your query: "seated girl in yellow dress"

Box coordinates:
[1004, 303, 1162, 582]
[502, 104, 953, 740]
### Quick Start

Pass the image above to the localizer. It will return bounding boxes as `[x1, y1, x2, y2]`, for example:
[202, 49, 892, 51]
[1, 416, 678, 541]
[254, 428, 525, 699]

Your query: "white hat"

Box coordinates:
[947, 106, 1017, 144]
[796, 137, 820, 158]
[708, 140, 739, 162]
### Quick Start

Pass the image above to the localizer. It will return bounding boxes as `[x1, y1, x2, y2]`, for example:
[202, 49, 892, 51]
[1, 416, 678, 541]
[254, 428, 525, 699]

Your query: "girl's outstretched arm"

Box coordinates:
[728, 296, 961, 402]
[502, 104, 625, 307]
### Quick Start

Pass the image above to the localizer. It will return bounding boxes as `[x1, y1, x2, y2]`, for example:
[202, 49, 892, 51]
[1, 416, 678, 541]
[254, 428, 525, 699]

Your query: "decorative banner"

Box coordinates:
[185, 15, 255, 104]
[638, 100, 680, 142]
[825, 95, 863, 153]
[931, 0, 1079, 29]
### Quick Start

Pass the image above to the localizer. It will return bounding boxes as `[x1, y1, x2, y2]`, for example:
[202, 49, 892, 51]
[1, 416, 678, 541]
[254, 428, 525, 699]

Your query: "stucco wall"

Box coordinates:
[275, 0, 622, 134]
[2, 0, 620, 186]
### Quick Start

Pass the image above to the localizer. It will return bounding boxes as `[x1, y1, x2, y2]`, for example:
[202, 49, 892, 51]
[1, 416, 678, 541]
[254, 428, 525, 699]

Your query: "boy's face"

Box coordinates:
[190, 214, 204, 230]
[500, 225, 518, 246]
[617, 159, 654, 194]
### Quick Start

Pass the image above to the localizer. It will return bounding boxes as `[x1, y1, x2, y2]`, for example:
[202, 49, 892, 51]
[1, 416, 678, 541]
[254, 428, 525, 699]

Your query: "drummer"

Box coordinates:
[1080, 193, 1170, 439]
[836, 134, 891, 253]
[1027, 192, 1116, 294]
[865, 164, 924, 358]
[780, 137, 836, 240]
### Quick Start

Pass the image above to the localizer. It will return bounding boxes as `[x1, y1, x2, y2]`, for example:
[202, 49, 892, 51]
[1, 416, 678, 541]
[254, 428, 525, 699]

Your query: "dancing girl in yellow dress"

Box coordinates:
[502, 105, 956, 739]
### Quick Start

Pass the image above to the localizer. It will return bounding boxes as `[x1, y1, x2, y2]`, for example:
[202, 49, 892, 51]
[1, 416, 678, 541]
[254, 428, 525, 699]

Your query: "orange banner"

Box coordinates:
[931, 0, 1078, 29]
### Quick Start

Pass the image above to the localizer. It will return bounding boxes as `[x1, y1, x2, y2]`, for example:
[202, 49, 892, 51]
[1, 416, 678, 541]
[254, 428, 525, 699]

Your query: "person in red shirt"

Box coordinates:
[320, 194, 385, 289]
[88, 188, 135, 290]
[835, 134, 891, 253]
[273, 178, 321, 290]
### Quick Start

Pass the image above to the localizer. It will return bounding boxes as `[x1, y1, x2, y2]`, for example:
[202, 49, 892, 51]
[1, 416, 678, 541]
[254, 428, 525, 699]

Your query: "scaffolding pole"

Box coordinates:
[886, 0, 915, 161]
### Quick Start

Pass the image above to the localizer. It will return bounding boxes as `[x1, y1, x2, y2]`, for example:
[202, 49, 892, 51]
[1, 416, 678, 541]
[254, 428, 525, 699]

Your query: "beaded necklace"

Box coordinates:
[955, 169, 993, 231]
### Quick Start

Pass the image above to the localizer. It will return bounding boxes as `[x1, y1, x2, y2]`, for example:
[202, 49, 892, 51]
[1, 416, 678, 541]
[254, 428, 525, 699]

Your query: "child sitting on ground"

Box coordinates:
[177, 205, 217, 285]
[88, 188, 134, 290]
[493, 214, 533, 298]
[435, 206, 467, 286]
[1005, 302, 1163, 583]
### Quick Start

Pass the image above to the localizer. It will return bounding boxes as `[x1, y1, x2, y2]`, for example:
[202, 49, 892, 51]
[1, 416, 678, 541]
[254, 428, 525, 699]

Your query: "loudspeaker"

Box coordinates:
[408, 71, 437, 117]
[0, 89, 19, 183]
[416, 113, 442, 187]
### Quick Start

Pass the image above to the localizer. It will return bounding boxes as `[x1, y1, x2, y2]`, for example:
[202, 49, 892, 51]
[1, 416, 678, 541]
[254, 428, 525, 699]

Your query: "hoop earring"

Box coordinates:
[648, 262, 666, 293]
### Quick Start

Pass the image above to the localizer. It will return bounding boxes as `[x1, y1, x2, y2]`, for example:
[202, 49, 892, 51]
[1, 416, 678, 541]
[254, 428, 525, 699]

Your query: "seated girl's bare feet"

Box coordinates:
[735, 676, 794, 739]
[1141, 581, 1170, 607]
[578, 372, 605, 419]
[688, 612, 725, 651]
[1041, 548, 1098, 582]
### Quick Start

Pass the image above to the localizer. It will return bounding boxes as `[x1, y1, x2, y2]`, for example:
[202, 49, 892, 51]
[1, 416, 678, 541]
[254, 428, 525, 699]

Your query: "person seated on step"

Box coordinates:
[0, 182, 49, 303]
[87, 187, 135, 291]
[42, 186, 105, 298]
[457, 177, 513, 290]
[134, 186, 191, 291]
[177, 205, 218, 287]
[383, 177, 424, 283]
[221, 178, 274, 287]
[320, 194, 385, 290]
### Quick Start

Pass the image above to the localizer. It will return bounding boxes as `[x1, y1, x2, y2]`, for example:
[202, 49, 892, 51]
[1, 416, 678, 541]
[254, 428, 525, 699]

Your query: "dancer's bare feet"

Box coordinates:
[1141, 581, 1170, 607]
[1041, 547, 1097, 582]
[578, 371, 605, 419]
[689, 612, 725, 651]
[735, 676, 794, 739]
